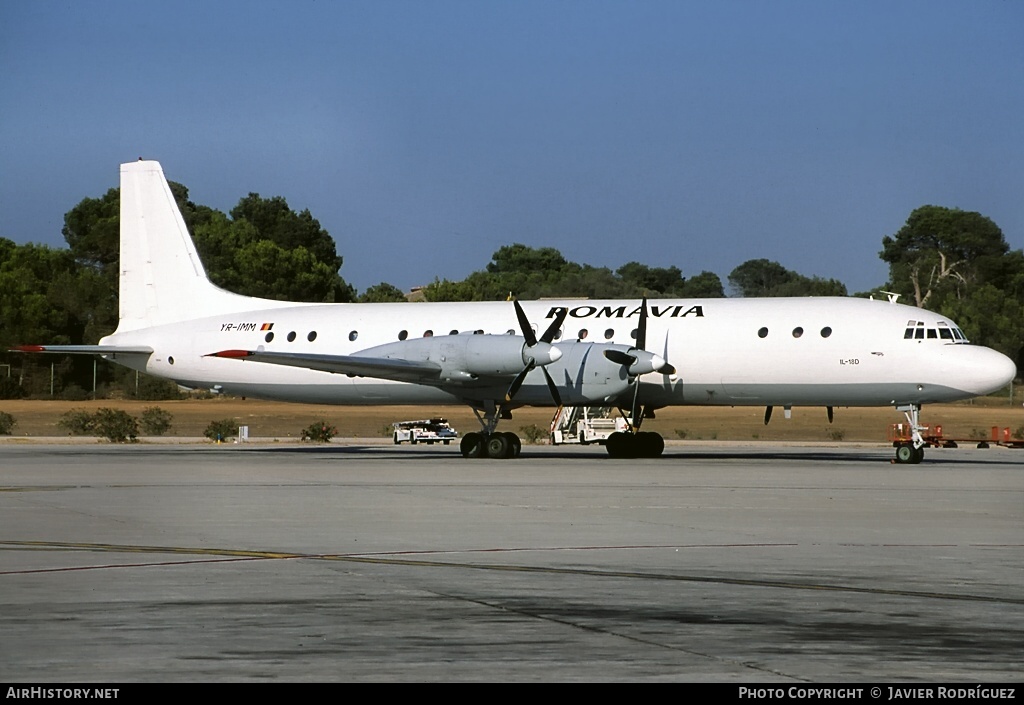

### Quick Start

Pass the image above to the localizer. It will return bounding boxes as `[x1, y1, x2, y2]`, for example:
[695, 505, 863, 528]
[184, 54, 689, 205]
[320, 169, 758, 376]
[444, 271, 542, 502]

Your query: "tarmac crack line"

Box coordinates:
[420, 586, 807, 682]
[1, 540, 1020, 606]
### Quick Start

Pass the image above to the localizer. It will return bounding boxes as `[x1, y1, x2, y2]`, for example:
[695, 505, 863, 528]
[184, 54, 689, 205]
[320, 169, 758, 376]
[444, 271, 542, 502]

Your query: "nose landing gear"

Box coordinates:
[893, 403, 926, 464]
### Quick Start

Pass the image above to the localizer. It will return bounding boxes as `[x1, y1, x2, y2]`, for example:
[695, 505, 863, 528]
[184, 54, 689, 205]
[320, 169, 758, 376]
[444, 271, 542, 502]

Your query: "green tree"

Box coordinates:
[424, 243, 725, 301]
[679, 270, 726, 298]
[62, 187, 120, 278]
[359, 282, 408, 303]
[193, 194, 355, 303]
[880, 205, 1010, 308]
[728, 259, 846, 297]
[421, 277, 480, 302]
[616, 262, 686, 295]
[728, 259, 793, 296]
[941, 283, 1024, 366]
[230, 193, 343, 272]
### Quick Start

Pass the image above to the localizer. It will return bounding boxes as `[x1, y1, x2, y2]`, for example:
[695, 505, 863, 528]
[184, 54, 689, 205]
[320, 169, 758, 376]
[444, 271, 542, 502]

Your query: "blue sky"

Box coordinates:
[2, 0, 1022, 296]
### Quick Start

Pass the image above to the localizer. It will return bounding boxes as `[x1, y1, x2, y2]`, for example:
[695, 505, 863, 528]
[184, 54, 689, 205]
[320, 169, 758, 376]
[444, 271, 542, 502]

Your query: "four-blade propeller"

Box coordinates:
[602, 297, 676, 377]
[601, 296, 676, 429]
[504, 297, 676, 413]
[504, 300, 566, 404]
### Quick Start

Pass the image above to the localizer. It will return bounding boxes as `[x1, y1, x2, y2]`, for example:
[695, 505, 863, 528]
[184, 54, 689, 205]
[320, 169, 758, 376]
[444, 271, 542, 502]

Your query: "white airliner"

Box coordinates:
[15, 160, 1017, 462]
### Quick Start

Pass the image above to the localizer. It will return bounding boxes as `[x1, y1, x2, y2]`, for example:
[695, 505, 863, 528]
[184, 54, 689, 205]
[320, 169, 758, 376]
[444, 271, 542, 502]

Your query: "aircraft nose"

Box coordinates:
[960, 346, 1018, 396]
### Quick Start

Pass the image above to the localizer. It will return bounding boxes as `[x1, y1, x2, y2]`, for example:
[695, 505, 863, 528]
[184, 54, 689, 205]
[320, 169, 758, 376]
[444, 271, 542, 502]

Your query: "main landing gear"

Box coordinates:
[604, 404, 665, 458]
[892, 403, 926, 464]
[605, 430, 664, 458]
[460, 430, 522, 459]
[460, 402, 523, 459]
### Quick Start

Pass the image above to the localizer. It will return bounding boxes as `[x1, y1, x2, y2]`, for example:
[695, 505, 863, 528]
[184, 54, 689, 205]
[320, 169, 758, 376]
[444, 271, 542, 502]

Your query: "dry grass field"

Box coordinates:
[2, 395, 1021, 444]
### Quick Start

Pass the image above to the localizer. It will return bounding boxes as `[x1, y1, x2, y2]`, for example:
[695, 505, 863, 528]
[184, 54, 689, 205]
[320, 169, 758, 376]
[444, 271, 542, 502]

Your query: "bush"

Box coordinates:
[140, 406, 173, 436]
[92, 408, 138, 443]
[134, 376, 183, 401]
[301, 420, 339, 442]
[0, 411, 16, 435]
[58, 409, 95, 435]
[518, 424, 547, 444]
[204, 418, 239, 442]
[59, 384, 89, 401]
[0, 378, 26, 400]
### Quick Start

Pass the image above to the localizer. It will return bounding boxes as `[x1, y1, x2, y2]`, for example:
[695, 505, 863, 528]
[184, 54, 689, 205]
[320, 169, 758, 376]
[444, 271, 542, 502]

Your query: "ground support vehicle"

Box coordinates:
[393, 418, 458, 445]
[550, 406, 629, 445]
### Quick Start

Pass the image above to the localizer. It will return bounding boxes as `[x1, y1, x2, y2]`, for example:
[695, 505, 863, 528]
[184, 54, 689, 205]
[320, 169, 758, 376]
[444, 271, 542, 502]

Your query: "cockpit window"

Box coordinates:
[906, 320, 968, 343]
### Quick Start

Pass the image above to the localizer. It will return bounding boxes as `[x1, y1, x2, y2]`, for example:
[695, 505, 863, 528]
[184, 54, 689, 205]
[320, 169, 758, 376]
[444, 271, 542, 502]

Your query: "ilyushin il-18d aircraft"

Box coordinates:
[15, 161, 1017, 462]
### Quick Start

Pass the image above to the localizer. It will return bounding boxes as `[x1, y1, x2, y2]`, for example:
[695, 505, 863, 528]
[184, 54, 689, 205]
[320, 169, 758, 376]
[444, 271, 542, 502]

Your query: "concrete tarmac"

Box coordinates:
[0, 441, 1021, 682]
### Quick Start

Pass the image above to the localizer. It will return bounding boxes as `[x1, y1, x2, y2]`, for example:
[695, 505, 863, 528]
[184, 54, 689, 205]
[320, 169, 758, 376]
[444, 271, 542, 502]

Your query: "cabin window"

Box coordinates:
[792, 327, 803, 338]
[287, 331, 296, 342]
[449, 329, 458, 335]
[307, 331, 317, 342]
[423, 330, 433, 337]
[265, 332, 274, 343]
[578, 328, 589, 340]
[758, 327, 768, 339]
[820, 327, 832, 338]
[474, 330, 484, 335]
[168, 356, 174, 365]
[349, 331, 358, 341]
[398, 330, 408, 341]
[604, 328, 615, 340]
[506, 329, 515, 335]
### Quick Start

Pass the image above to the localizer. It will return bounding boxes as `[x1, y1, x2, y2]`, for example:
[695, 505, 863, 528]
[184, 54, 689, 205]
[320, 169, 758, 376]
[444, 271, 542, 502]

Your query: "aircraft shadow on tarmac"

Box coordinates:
[215, 444, 1023, 466]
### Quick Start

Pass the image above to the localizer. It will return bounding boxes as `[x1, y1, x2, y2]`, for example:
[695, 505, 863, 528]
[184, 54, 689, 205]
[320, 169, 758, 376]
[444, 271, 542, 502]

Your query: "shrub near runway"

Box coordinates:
[55, 407, 175, 442]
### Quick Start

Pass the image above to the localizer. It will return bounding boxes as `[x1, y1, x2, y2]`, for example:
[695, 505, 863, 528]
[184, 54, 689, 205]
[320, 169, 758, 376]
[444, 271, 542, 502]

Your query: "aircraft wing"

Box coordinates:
[11, 345, 154, 356]
[206, 349, 443, 384]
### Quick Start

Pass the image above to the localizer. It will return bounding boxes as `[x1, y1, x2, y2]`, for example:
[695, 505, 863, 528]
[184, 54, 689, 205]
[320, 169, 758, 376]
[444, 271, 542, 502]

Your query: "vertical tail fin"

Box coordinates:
[116, 160, 282, 331]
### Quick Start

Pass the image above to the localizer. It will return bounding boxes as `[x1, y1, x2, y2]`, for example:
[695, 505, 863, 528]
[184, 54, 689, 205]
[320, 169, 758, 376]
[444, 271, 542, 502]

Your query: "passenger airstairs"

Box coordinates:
[550, 406, 629, 445]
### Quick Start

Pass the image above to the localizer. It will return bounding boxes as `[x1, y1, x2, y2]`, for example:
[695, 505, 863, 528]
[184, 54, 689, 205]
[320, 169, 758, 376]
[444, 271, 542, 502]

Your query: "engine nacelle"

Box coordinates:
[507, 341, 635, 405]
[356, 334, 560, 380]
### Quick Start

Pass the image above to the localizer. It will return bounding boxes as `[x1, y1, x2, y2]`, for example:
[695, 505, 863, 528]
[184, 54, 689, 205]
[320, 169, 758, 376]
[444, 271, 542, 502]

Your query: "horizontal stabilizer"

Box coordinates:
[11, 345, 154, 356]
[207, 349, 442, 384]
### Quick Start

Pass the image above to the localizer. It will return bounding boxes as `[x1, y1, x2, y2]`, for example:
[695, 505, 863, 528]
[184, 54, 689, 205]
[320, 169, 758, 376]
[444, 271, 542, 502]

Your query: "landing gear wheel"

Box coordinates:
[606, 431, 631, 458]
[606, 431, 664, 458]
[486, 433, 511, 459]
[461, 432, 485, 458]
[895, 443, 924, 464]
[506, 432, 522, 458]
[637, 431, 664, 458]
